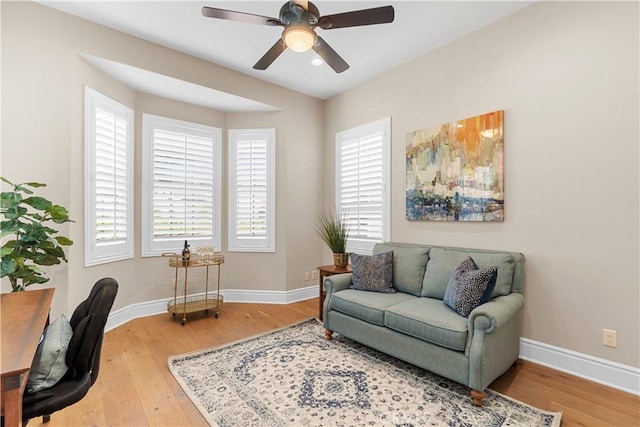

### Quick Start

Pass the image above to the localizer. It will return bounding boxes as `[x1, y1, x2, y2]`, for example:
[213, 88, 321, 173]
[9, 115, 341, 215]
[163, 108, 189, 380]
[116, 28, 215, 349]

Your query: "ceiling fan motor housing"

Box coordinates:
[279, 1, 319, 26]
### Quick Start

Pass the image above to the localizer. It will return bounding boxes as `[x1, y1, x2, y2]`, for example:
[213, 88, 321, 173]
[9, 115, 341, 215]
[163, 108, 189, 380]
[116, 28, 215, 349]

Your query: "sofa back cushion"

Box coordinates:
[373, 243, 429, 296]
[422, 248, 515, 299]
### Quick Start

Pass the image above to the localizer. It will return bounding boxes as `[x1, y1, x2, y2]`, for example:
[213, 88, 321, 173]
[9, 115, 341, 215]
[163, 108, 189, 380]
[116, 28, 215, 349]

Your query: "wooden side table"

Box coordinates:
[317, 264, 352, 321]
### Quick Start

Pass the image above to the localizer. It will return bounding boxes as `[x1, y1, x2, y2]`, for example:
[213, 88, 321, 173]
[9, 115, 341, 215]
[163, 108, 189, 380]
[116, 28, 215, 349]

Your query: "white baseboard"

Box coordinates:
[105, 285, 317, 331]
[106, 290, 638, 396]
[519, 337, 640, 396]
[106, 296, 170, 331]
[220, 285, 317, 304]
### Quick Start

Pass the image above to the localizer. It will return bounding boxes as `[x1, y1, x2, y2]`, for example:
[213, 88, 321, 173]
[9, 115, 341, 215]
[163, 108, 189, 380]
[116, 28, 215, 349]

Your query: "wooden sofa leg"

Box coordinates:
[325, 329, 333, 340]
[471, 389, 485, 407]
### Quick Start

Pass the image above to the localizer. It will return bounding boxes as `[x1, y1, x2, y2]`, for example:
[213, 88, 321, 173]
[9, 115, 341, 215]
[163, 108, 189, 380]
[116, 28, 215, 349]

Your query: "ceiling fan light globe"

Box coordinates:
[283, 26, 316, 52]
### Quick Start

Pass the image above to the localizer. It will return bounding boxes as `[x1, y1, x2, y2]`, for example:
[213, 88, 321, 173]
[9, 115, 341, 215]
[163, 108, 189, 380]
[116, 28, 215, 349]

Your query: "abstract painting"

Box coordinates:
[406, 110, 504, 222]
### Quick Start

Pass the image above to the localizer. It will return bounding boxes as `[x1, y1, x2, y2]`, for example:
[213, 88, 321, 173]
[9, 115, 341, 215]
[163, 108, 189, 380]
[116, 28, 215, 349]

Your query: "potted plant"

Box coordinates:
[314, 209, 350, 269]
[1, 178, 73, 292]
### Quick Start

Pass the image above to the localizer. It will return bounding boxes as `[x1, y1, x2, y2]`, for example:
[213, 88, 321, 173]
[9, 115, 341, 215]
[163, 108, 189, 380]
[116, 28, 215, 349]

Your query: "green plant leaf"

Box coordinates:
[24, 276, 50, 286]
[55, 236, 73, 246]
[43, 245, 65, 258]
[0, 177, 14, 186]
[21, 233, 39, 243]
[23, 196, 52, 210]
[33, 224, 58, 235]
[1, 191, 21, 208]
[0, 221, 18, 236]
[1, 241, 16, 249]
[2, 178, 71, 288]
[20, 224, 57, 245]
[12, 265, 48, 286]
[29, 277, 50, 285]
[314, 209, 350, 253]
[15, 185, 33, 195]
[33, 254, 61, 266]
[19, 264, 41, 274]
[0, 258, 18, 276]
[26, 212, 44, 221]
[47, 205, 71, 223]
[4, 206, 28, 220]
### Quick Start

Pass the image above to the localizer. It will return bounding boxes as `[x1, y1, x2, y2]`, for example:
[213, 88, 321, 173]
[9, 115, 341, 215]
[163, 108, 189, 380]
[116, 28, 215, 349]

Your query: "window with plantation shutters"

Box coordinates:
[336, 117, 390, 255]
[84, 87, 134, 266]
[142, 114, 222, 256]
[228, 129, 275, 252]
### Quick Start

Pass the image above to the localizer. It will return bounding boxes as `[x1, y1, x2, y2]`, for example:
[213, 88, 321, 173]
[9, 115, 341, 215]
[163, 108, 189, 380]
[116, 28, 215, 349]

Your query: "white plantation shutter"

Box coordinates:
[84, 87, 134, 266]
[228, 129, 275, 252]
[336, 118, 390, 255]
[142, 114, 222, 256]
[95, 108, 128, 240]
[151, 127, 214, 237]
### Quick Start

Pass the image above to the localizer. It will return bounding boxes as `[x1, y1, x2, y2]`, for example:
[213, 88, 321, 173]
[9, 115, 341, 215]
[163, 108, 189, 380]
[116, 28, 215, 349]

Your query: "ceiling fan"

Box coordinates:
[202, 0, 394, 73]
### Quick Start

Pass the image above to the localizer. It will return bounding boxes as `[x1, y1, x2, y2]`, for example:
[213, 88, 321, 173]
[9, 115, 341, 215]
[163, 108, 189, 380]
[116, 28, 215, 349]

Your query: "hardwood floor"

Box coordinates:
[26, 298, 639, 426]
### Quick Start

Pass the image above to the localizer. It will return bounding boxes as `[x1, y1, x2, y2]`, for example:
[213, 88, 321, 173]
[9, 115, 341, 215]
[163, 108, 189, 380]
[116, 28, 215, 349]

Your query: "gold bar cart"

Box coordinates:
[163, 253, 224, 325]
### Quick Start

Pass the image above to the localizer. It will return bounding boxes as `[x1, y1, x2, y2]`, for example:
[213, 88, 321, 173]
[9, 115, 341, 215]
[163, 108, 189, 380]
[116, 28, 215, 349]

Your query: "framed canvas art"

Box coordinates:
[406, 110, 504, 222]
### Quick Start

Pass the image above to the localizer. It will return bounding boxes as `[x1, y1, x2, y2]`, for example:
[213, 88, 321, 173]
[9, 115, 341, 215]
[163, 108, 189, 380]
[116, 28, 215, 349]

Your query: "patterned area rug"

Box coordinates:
[169, 318, 561, 427]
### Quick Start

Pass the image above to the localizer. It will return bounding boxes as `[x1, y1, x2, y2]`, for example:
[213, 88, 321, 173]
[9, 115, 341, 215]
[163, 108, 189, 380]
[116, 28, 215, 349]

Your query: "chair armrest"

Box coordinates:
[468, 293, 525, 333]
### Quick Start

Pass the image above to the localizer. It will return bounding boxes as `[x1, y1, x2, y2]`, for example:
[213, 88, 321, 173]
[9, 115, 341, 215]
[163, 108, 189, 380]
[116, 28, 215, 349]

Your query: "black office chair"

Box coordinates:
[22, 277, 118, 424]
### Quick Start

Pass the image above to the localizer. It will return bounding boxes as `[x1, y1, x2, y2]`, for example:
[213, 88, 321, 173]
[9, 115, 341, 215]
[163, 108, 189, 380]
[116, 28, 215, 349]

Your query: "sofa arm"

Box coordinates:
[324, 273, 352, 294]
[468, 292, 525, 333]
[466, 292, 525, 392]
[322, 273, 352, 323]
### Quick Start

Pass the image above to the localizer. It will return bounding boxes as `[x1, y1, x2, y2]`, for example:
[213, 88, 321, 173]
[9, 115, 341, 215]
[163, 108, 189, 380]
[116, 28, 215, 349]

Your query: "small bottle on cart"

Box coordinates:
[182, 240, 190, 266]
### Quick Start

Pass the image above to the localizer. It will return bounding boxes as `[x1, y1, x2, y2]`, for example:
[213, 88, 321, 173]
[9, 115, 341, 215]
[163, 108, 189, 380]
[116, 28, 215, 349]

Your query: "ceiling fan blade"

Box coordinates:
[253, 39, 287, 70]
[312, 36, 349, 73]
[202, 6, 281, 26]
[317, 6, 394, 30]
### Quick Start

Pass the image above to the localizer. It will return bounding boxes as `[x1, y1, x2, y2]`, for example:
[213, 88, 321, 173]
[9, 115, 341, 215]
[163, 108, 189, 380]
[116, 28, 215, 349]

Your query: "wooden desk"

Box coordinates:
[317, 264, 352, 321]
[1, 288, 54, 427]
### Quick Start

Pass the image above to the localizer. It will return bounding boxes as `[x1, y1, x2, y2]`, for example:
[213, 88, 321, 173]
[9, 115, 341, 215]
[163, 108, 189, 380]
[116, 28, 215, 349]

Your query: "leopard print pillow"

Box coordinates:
[443, 257, 498, 317]
[349, 251, 395, 293]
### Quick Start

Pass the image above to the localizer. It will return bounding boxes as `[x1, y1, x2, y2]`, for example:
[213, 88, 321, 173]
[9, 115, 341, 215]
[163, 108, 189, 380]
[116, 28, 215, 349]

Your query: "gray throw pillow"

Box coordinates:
[27, 314, 73, 393]
[349, 251, 395, 293]
[443, 257, 498, 317]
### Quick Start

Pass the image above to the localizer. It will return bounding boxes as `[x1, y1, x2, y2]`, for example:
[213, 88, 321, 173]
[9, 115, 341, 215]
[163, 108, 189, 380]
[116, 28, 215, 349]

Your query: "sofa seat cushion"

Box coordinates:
[384, 298, 469, 351]
[330, 290, 416, 326]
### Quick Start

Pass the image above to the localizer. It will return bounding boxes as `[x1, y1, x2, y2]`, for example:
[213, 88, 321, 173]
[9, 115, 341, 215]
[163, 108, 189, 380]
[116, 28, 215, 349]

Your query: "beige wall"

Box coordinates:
[324, 1, 639, 367]
[2, 1, 638, 369]
[1, 2, 324, 314]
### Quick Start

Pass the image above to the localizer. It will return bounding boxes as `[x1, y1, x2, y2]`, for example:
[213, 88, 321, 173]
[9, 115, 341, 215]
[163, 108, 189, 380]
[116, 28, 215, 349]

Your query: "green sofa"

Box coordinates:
[323, 242, 525, 406]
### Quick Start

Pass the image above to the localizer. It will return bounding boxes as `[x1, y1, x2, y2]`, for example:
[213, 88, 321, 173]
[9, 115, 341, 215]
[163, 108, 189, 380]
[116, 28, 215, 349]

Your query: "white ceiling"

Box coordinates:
[79, 53, 282, 112]
[41, 1, 533, 103]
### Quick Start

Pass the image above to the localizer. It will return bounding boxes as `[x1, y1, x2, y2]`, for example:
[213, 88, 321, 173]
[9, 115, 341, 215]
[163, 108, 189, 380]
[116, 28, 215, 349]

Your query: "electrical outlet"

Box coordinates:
[311, 270, 318, 280]
[603, 329, 617, 348]
[304, 272, 310, 281]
